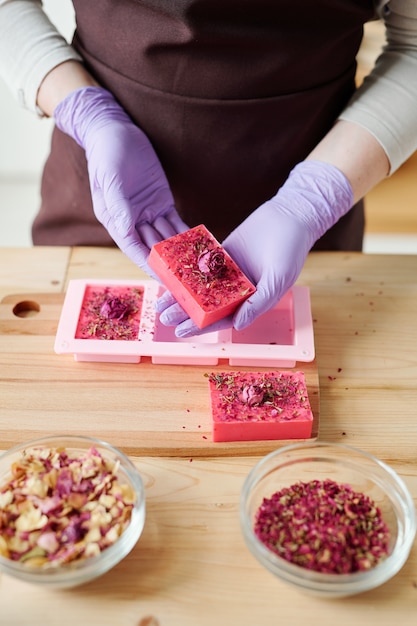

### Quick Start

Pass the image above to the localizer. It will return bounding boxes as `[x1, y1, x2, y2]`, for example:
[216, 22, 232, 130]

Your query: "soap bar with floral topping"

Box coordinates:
[148, 224, 256, 329]
[208, 371, 314, 442]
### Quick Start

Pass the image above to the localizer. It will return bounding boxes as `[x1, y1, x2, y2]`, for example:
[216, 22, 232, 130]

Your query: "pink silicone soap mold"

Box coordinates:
[148, 224, 256, 328]
[208, 371, 314, 442]
[55, 279, 315, 366]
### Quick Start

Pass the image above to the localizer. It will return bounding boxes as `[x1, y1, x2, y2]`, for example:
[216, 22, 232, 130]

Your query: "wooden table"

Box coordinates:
[0, 247, 416, 626]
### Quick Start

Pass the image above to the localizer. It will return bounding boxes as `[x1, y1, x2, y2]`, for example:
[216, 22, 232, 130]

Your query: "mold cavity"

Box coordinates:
[231, 306, 294, 345]
[13, 300, 41, 318]
[153, 319, 219, 344]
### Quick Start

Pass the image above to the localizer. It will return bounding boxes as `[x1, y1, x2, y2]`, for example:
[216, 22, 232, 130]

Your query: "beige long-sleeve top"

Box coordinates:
[0, 0, 416, 173]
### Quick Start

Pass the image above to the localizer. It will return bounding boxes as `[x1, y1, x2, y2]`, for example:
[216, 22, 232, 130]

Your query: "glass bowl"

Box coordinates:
[0, 435, 145, 588]
[240, 441, 416, 598]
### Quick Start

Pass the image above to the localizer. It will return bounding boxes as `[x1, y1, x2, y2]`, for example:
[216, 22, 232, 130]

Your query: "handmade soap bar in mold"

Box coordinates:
[208, 371, 314, 442]
[55, 279, 160, 363]
[55, 279, 315, 366]
[148, 224, 256, 328]
[74, 283, 144, 340]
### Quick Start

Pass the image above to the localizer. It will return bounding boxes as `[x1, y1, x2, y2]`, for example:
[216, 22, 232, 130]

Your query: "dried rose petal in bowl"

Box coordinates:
[0, 436, 145, 588]
[240, 442, 416, 598]
[253, 478, 390, 574]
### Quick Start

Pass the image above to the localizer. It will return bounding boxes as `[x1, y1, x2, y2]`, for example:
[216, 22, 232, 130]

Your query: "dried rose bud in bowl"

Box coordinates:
[0, 436, 145, 588]
[240, 442, 416, 598]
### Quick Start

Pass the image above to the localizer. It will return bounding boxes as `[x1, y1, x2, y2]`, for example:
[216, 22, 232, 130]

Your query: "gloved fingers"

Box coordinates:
[155, 289, 177, 313]
[222, 230, 260, 285]
[174, 314, 234, 338]
[158, 302, 189, 326]
[121, 237, 160, 280]
[136, 222, 165, 250]
[232, 291, 273, 331]
[91, 194, 159, 276]
[156, 291, 236, 338]
[232, 280, 283, 331]
[163, 209, 190, 235]
[159, 285, 281, 337]
[90, 192, 183, 281]
[98, 207, 160, 279]
[149, 216, 180, 241]
[137, 212, 190, 248]
[232, 259, 302, 331]
[91, 190, 136, 240]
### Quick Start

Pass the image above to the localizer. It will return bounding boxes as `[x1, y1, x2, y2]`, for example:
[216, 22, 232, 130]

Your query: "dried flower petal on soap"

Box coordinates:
[0, 445, 135, 568]
[241, 384, 265, 406]
[100, 296, 131, 320]
[208, 371, 312, 423]
[254, 478, 390, 574]
[197, 249, 226, 277]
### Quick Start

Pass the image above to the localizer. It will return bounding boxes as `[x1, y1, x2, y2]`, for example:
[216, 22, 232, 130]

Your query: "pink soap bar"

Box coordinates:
[208, 371, 314, 442]
[148, 224, 256, 329]
[75, 284, 144, 340]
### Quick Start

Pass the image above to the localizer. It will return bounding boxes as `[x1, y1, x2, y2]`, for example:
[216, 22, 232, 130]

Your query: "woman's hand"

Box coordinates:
[54, 86, 189, 275]
[156, 160, 353, 336]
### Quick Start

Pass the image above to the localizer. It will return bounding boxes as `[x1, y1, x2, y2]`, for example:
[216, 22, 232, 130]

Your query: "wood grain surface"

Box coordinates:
[0, 291, 319, 456]
[0, 248, 416, 626]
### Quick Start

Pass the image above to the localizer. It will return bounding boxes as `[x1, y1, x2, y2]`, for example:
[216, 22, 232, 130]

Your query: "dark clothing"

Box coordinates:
[33, 0, 375, 249]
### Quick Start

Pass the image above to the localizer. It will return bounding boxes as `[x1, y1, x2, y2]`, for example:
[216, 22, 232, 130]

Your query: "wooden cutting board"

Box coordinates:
[0, 292, 319, 457]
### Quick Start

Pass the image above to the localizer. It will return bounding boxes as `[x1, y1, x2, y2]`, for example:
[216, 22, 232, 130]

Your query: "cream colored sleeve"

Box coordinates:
[0, 0, 81, 115]
[339, 0, 417, 173]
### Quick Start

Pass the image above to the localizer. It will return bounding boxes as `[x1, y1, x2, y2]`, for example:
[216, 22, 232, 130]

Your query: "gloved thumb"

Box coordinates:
[232, 283, 278, 331]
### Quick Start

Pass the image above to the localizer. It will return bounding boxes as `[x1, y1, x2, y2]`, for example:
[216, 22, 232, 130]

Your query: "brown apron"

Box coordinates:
[33, 0, 375, 249]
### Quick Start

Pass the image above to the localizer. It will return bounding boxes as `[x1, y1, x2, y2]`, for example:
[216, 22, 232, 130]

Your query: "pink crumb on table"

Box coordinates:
[148, 224, 256, 328]
[207, 371, 314, 442]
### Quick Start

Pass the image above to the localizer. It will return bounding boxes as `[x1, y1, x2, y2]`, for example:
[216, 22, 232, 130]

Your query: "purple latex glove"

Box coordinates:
[157, 160, 353, 336]
[54, 86, 189, 275]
